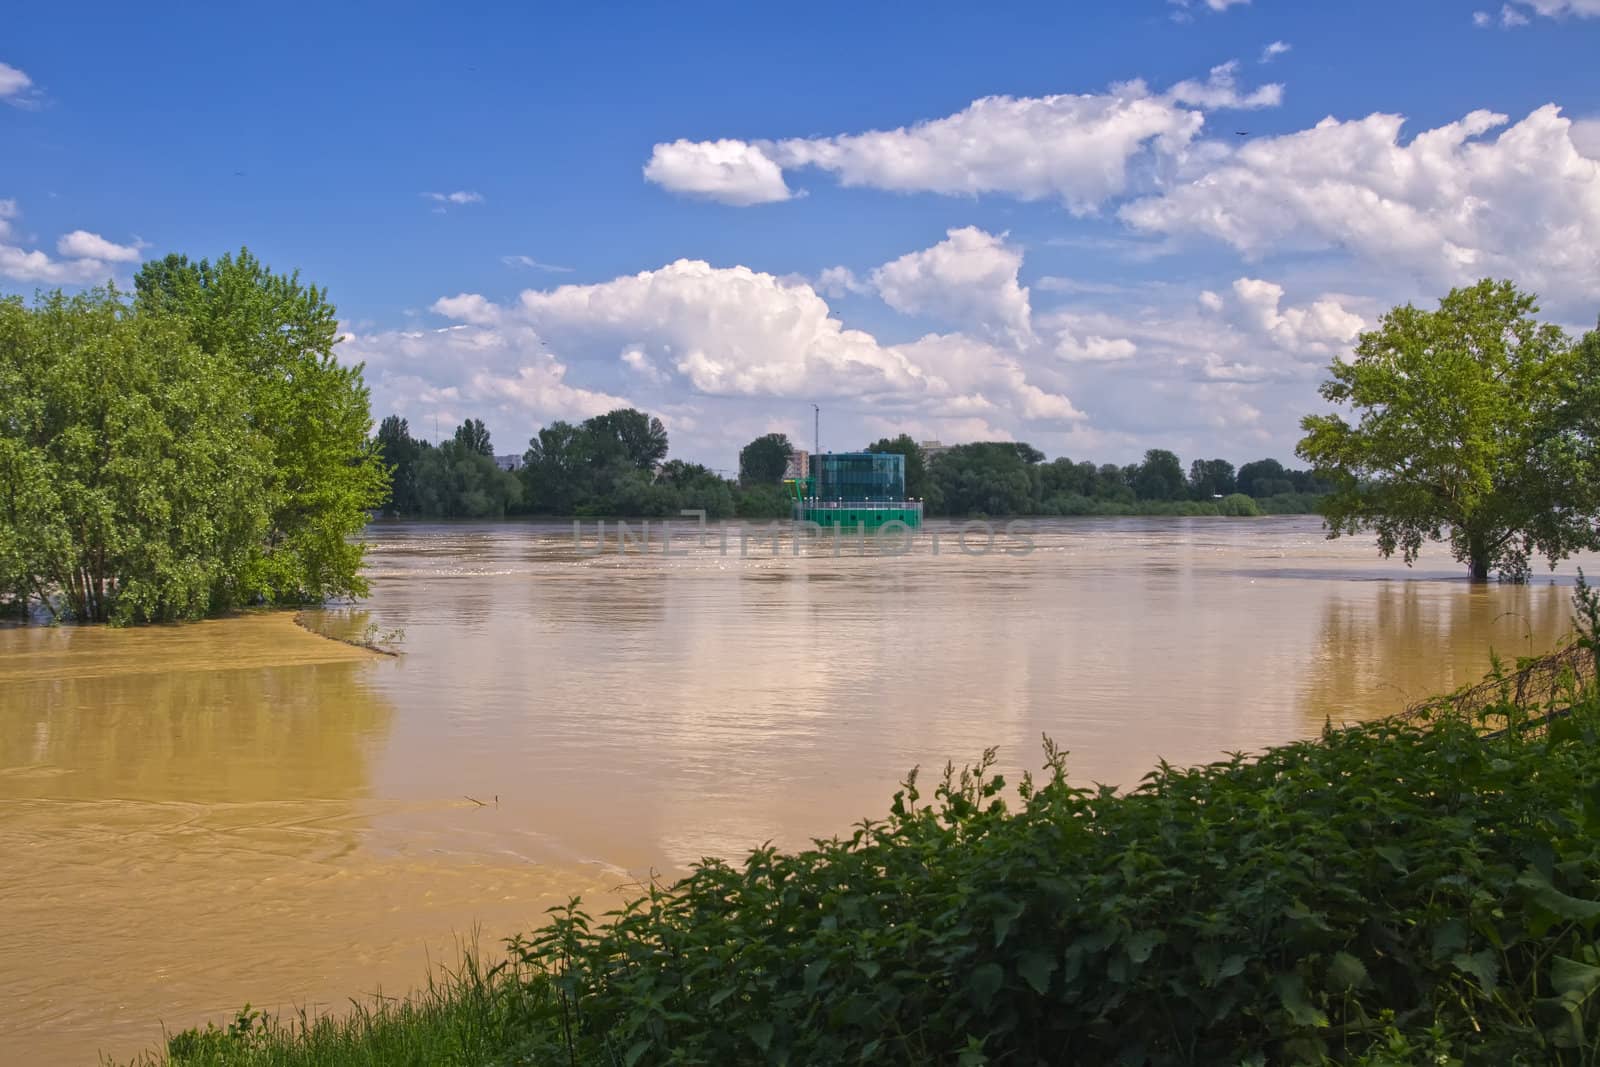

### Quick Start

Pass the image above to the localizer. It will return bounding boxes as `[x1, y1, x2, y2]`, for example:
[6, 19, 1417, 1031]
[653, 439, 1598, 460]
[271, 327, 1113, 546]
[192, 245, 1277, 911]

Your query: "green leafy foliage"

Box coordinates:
[133, 249, 388, 605]
[0, 289, 273, 622]
[932, 444, 1322, 518]
[738, 432, 793, 487]
[1, 250, 385, 622]
[1298, 279, 1600, 581]
[506, 681, 1600, 1065]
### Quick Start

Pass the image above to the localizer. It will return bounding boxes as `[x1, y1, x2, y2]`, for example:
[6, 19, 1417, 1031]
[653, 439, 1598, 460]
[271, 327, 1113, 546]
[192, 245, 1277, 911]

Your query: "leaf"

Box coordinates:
[1551, 956, 1600, 1001]
[624, 1039, 651, 1067]
[1126, 929, 1165, 964]
[1272, 974, 1329, 1029]
[991, 897, 1026, 947]
[968, 963, 1005, 1011]
[1216, 954, 1248, 981]
[1017, 950, 1056, 995]
[1372, 845, 1408, 874]
[854, 960, 880, 980]
[1430, 918, 1469, 958]
[1452, 949, 1500, 994]
[746, 1021, 774, 1052]
[1326, 951, 1370, 991]
[1516, 869, 1600, 926]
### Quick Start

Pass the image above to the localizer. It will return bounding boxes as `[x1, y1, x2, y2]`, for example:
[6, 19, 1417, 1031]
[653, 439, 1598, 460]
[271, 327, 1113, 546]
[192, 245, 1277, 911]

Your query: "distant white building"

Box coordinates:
[783, 449, 810, 480]
[918, 440, 950, 461]
[493, 454, 523, 472]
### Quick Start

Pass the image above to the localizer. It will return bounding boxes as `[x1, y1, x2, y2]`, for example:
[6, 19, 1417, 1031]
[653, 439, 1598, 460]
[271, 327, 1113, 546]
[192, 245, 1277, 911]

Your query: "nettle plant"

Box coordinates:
[509, 661, 1600, 1066]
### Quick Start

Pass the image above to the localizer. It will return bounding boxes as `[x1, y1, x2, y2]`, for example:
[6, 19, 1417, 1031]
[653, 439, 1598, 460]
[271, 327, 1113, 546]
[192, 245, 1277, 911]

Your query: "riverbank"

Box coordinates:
[132, 642, 1600, 1065]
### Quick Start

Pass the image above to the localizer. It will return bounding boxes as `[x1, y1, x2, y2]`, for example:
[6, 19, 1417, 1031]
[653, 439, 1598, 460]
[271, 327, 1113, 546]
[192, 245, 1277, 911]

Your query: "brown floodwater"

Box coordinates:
[2, 516, 1594, 1064]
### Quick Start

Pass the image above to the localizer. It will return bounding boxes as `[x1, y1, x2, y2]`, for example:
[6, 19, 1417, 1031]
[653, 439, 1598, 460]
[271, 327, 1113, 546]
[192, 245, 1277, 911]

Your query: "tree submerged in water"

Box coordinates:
[1298, 279, 1600, 582]
[0, 249, 387, 623]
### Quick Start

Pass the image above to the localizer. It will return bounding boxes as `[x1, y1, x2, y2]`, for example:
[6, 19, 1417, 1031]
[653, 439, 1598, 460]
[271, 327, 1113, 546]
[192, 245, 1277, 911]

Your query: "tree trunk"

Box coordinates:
[1464, 527, 1493, 582]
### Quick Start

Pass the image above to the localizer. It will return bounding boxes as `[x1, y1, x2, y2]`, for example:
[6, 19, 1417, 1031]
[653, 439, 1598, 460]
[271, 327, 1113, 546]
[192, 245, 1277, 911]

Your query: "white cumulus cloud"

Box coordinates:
[418, 259, 1086, 431]
[1516, 0, 1600, 15]
[869, 227, 1033, 344]
[1166, 61, 1284, 110]
[642, 139, 793, 206]
[1119, 105, 1600, 310]
[56, 230, 141, 263]
[337, 320, 630, 449]
[517, 259, 924, 398]
[1224, 278, 1366, 357]
[643, 67, 1281, 214]
[0, 61, 37, 106]
[763, 85, 1205, 212]
[0, 202, 126, 285]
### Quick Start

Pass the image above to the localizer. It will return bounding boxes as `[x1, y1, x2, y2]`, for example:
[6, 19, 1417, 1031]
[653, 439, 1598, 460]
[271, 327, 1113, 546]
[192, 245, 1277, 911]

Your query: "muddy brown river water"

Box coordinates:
[1, 516, 1593, 1064]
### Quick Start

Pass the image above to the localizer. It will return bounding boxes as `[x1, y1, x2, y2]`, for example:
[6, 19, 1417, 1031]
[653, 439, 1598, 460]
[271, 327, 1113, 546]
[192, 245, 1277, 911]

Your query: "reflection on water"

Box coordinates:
[0, 518, 1593, 1063]
[1304, 581, 1575, 723]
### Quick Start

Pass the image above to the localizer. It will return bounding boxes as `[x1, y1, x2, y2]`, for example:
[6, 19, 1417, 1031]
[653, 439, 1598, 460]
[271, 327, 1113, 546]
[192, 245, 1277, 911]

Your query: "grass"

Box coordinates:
[115, 952, 559, 1067]
[126, 585, 1600, 1065]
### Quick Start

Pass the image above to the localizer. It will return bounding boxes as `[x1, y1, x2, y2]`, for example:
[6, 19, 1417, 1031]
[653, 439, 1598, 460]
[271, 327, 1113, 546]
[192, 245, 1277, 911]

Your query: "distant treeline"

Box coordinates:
[374, 413, 1328, 521]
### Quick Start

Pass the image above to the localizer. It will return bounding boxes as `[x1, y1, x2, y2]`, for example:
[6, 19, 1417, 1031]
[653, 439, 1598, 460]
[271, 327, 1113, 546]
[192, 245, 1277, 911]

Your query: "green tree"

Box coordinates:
[657, 460, 737, 518]
[134, 249, 387, 603]
[522, 421, 588, 514]
[1132, 449, 1186, 501]
[0, 289, 272, 622]
[412, 437, 523, 518]
[376, 415, 426, 516]
[586, 409, 669, 471]
[1188, 458, 1237, 499]
[1298, 279, 1600, 581]
[453, 417, 493, 456]
[865, 435, 929, 500]
[739, 433, 793, 486]
[1237, 458, 1293, 498]
[1096, 464, 1133, 503]
[928, 442, 1036, 516]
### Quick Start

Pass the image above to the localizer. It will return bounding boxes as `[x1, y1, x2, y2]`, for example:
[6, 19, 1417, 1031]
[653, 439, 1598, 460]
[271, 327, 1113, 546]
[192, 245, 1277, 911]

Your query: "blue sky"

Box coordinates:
[4, 1, 1599, 470]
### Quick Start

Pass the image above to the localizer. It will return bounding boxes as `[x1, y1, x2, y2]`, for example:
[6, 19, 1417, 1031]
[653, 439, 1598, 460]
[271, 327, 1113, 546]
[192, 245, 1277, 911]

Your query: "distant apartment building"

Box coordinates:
[493, 454, 523, 472]
[783, 449, 810, 480]
[918, 440, 950, 462]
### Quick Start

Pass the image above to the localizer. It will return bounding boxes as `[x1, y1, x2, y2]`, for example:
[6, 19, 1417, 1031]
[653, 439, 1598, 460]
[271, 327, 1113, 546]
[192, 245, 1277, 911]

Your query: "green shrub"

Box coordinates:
[1218, 492, 1263, 517]
[1256, 491, 1326, 515]
[520, 693, 1600, 1065]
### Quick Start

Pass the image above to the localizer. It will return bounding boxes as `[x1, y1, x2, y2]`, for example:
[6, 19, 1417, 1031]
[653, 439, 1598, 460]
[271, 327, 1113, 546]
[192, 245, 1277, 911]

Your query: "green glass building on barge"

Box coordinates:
[786, 452, 923, 530]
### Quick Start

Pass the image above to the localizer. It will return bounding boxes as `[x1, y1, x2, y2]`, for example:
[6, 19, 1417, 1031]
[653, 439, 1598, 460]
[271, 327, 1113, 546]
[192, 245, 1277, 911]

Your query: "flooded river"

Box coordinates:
[1, 517, 1592, 1063]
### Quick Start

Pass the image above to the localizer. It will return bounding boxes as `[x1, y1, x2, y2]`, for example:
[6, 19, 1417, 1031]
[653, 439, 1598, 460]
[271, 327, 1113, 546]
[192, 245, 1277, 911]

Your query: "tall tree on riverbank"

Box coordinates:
[453, 418, 493, 456]
[0, 290, 273, 622]
[376, 415, 427, 516]
[739, 433, 793, 486]
[1298, 280, 1600, 581]
[135, 250, 388, 602]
